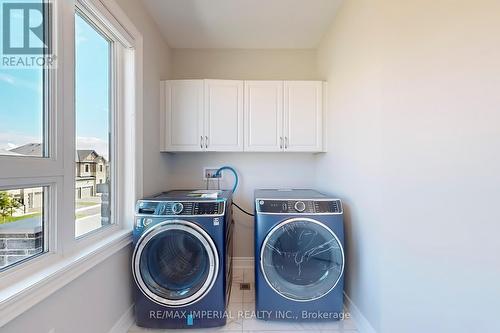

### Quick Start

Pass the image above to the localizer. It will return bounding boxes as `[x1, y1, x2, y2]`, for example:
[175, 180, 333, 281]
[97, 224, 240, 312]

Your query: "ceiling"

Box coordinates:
[142, 0, 343, 49]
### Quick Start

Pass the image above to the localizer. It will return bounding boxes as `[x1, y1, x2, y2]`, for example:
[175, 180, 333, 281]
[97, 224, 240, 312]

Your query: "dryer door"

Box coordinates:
[133, 220, 219, 307]
[260, 217, 344, 301]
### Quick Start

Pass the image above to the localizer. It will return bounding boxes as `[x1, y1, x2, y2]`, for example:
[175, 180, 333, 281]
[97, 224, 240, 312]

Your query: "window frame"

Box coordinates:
[0, 0, 143, 325]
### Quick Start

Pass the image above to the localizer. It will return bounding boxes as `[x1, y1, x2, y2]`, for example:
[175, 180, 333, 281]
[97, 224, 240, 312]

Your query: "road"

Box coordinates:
[75, 204, 104, 237]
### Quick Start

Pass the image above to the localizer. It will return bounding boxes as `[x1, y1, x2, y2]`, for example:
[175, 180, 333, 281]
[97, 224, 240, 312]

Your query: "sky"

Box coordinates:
[0, 0, 110, 159]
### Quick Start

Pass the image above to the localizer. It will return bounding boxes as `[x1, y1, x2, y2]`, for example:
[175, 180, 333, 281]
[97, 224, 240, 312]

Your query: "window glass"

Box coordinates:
[0, 0, 47, 157]
[0, 187, 46, 270]
[75, 12, 112, 237]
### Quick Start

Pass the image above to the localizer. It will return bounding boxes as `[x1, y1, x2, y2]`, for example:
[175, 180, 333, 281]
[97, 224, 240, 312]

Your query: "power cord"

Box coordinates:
[232, 202, 255, 217]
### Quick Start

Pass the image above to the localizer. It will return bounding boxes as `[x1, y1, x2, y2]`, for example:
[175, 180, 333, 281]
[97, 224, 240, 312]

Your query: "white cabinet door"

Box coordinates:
[244, 81, 284, 152]
[204, 80, 243, 152]
[283, 81, 323, 152]
[162, 80, 204, 151]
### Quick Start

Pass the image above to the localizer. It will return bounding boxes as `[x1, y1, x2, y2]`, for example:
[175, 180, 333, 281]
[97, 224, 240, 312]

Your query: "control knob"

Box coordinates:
[171, 202, 184, 215]
[294, 201, 306, 212]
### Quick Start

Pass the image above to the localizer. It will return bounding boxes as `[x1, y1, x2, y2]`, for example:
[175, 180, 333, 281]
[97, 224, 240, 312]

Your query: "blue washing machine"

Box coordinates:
[132, 190, 234, 329]
[254, 189, 345, 321]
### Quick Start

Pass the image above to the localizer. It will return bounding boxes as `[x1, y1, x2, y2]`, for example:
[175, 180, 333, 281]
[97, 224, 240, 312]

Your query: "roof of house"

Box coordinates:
[9, 143, 42, 156]
[76, 150, 95, 162]
[76, 150, 106, 163]
[0, 148, 23, 156]
[8, 144, 106, 163]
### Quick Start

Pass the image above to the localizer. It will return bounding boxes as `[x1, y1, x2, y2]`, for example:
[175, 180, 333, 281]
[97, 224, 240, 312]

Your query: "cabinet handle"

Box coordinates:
[285, 136, 288, 149]
[200, 136, 203, 149]
[280, 137, 283, 149]
[205, 136, 209, 148]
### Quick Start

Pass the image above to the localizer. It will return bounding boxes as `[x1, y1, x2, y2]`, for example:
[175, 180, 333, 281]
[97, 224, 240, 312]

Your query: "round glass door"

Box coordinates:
[260, 218, 344, 301]
[133, 221, 219, 307]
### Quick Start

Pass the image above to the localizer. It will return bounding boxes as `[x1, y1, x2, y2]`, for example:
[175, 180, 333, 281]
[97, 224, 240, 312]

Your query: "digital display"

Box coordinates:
[194, 202, 221, 215]
[258, 200, 288, 213]
[314, 201, 341, 213]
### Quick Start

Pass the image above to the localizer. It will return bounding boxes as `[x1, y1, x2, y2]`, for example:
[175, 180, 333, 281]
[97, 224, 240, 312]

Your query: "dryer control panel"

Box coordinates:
[136, 200, 225, 216]
[256, 199, 342, 214]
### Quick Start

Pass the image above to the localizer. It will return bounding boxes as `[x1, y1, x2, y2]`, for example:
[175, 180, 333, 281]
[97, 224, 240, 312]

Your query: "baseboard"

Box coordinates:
[344, 292, 377, 333]
[109, 304, 134, 333]
[233, 256, 254, 269]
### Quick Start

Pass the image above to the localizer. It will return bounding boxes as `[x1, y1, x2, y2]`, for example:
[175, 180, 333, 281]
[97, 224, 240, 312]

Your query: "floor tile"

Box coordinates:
[239, 302, 357, 332]
[242, 268, 255, 283]
[129, 323, 242, 332]
[230, 283, 244, 303]
[242, 328, 320, 333]
[129, 288, 357, 333]
[242, 283, 255, 304]
[232, 268, 244, 283]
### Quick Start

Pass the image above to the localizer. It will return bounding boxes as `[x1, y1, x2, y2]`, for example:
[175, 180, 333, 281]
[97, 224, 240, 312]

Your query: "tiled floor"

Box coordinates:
[129, 268, 358, 333]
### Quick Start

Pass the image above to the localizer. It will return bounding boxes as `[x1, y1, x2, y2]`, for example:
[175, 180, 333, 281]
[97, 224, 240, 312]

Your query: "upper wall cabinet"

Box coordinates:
[244, 81, 284, 152]
[161, 80, 204, 151]
[161, 79, 325, 153]
[283, 81, 323, 152]
[204, 80, 244, 151]
[161, 80, 243, 152]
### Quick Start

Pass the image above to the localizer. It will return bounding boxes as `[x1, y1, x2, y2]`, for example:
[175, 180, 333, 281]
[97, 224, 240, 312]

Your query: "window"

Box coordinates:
[0, 0, 139, 282]
[0, 0, 51, 270]
[75, 11, 112, 238]
[0, 187, 46, 270]
[0, 70, 46, 157]
[0, 0, 48, 157]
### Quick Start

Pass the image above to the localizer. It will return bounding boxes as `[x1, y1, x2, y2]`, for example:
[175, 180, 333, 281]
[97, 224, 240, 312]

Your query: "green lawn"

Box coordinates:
[75, 212, 87, 219]
[0, 213, 42, 225]
[76, 201, 99, 208]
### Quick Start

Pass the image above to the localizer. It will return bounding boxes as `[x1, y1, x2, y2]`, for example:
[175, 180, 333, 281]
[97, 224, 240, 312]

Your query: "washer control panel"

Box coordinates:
[136, 200, 225, 216]
[257, 199, 342, 214]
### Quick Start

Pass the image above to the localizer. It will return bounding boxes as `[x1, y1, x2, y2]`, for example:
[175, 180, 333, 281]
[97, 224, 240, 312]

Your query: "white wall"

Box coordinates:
[316, 1, 383, 330]
[167, 49, 320, 258]
[2, 247, 132, 333]
[3, 0, 172, 331]
[116, 0, 173, 196]
[171, 48, 318, 80]
[317, 0, 500, 332]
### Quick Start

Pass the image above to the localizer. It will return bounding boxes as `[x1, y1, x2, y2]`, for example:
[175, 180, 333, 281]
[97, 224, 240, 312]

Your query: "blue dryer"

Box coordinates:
[254, 189, 345, 321]
[132, 190, 234, 329]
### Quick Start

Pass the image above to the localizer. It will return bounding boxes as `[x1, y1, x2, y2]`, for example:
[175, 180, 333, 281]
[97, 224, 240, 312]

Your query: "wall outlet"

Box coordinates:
[203, 168, 222, 180]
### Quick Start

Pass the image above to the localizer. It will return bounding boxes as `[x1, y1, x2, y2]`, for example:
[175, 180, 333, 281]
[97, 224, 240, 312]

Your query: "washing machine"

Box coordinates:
[254, 189, 345, 321]
[132, 190, 234, 329]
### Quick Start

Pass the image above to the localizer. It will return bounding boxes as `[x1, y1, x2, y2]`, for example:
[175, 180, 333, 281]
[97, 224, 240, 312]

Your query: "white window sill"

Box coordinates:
[0, 229, 132, 328]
